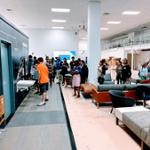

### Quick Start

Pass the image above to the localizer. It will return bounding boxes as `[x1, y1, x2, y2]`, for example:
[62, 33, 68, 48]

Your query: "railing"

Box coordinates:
[102, 38, 150, 50]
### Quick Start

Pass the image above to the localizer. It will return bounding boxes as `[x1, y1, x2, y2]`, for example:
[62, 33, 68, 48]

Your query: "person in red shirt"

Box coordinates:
[37, 57, 49, 106]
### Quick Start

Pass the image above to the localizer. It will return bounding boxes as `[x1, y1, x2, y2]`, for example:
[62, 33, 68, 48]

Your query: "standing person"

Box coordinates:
[116, 60, 122, 84]
[110, 58, 117, 82]
[46, 59, 54, 86]
[139, 62, 149, 80]
[121, 58, 131, 84]
[72, 60, 81, 98]
[37, 57, 49, 106]
[54, 56, 63, 83]
[97, 59, 108, 84]
[70, 56, 75, 71]
[80, 60, 89, 84]
[61, 58, 69, 85]
[27, 55, 33, 79]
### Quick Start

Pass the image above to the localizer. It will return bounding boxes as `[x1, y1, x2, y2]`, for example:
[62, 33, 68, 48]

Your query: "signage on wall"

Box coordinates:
[53, 50, 76, 62]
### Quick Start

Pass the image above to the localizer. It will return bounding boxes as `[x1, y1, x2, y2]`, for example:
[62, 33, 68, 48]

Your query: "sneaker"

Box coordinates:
[34, 91, 40, 94]
[37, 102, 46, 106]
[45, 99, 49, 102]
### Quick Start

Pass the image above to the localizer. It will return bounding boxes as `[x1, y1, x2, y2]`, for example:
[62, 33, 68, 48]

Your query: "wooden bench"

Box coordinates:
[80, 83, 96, 98]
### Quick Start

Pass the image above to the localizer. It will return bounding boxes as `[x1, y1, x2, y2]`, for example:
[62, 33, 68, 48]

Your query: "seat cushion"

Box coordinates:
[103, 81, 115, 84]
[124, 84, 137, 90]
[122, 111, 150, 139]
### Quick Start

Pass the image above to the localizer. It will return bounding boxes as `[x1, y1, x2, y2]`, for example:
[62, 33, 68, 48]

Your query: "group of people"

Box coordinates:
[26, 54, 150, 104]
[26, 55, 89, 105]
[98, 58, 132, 84]
[98, 57, 150, 84]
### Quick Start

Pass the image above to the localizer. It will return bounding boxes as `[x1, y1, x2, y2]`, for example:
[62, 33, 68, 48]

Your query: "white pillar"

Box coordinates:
[87, 1, 101, 84]
[131, 49, 134, 70]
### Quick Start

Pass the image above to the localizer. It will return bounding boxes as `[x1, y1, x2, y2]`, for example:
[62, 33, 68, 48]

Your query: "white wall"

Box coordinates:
[22, 29, 79, 58]
[101, 48, 125, 59]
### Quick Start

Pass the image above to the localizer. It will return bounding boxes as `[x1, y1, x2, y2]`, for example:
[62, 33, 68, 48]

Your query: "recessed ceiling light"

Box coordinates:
[52, 19, 66, 23]
[6, 9, 13, 11]
[52, 26, 64, 29]
[100, 27, 109, 31]
[122, 11, 141, 15]
[107, 21, 121, 24]
[51, 8, 70, 13]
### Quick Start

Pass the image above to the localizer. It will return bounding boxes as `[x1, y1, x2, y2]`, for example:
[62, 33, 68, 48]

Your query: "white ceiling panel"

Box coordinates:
[0, 0, 150, 39]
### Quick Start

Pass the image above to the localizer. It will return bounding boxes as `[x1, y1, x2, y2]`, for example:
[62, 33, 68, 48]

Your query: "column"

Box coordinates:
[87, 1, 101, 84]
[131, 49, 134, 70]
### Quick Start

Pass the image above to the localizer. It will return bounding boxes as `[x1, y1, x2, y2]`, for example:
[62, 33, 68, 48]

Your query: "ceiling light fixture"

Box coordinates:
[122, 11, 141, 15]
[52, 19, 66, 23]
[51, 8, 70, 13]
[52, 26, 64, 29]
[107, 21, 121, 24]
[100, 27, 109, 31]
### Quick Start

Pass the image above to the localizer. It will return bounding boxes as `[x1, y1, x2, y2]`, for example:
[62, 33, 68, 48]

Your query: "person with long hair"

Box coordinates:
[121, 58, 131, 84]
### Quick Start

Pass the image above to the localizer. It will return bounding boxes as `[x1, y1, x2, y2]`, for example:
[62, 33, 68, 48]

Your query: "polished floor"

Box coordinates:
[61, 86, 141, 150]
[0, 84, 72, 150]
[0, 84, 143, 150]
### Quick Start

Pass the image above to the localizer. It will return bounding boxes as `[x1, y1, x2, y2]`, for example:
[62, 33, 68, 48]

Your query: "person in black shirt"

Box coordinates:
[70, 56, 75, 71]
[80, 60, 89, 84]
[121, 58, 131, 84]
[61, 58, 69, 84]
[98, 59, 108, 84]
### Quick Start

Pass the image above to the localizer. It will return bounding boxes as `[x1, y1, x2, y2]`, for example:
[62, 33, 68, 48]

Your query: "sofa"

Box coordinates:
[90, 83, 150, 108]
[92, 84, 141, 108]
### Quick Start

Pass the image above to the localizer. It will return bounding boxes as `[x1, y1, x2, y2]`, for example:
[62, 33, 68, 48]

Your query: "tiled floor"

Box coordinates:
[0, 84, 72, 150]
[0, 83, 145, 150]
[61, 86, 141, 150]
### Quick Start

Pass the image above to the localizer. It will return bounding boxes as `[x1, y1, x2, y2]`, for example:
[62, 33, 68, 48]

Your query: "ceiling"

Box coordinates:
[0, 0, 150, 39]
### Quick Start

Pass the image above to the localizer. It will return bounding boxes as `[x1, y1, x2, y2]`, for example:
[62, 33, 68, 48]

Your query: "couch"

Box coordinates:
[92, 84, 150, 108]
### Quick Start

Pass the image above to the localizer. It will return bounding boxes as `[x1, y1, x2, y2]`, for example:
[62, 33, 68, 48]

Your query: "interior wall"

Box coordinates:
[101, 48, 125, 59]
[22, 29, 79, 58]
[78, 39, 88, 59]
[132, 51, 150, 70]
[0, 16, 29, 113]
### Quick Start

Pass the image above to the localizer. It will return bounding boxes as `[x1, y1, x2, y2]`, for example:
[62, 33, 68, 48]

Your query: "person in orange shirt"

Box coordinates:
[37, 57, 49, 106]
